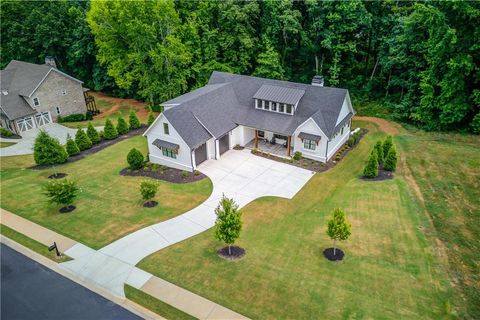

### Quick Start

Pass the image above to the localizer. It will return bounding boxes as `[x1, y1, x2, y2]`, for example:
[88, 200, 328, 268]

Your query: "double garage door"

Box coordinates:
[194, 134, 230, 166]
[16, 112, 52, 132]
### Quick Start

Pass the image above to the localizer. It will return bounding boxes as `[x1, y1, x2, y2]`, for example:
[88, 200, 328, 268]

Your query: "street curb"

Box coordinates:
[0, 235, 164, 320]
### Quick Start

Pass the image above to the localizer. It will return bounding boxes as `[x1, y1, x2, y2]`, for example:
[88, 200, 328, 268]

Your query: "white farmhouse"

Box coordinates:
[145, 72, 355, 172]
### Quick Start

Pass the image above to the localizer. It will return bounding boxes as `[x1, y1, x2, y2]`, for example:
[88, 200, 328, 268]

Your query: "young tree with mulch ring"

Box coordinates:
[325, 208, 351, 261]
[43, 179, 78, 213]
[129, 109, 141, 130]
[127, 148, 144, 170]
[116, 116, 129, 135]
[214, 195, 244, 259]
[147, 108, 155, 126]
[374, 140, 383, 164]
[75, 129, 92, 151]
[363, 149, 379, 178]
[65, 134, 80, 156]
[140, 180, 158, 207]
[33, 131, 68, 166]
[86, 122, 100, 144]
[103, 118, 118, 140]
[383, 135, 393, 159]
[384, 146, 398, 171]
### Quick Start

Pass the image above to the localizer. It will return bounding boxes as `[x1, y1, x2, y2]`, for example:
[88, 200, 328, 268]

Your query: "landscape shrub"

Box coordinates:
[470, 113, 480, 134]
[181, 171, 189, 178]
[43, 179, 78, 208]
[57, 113, 85, 123]
[75, 128, 92, 151]
[0, 127, 13, 137]
[86, 122, 100, 144]
[65, 134, 80, 156]
[374, 140, 384, 164]
[129, 109, 141, 130]
[335, 153, 341, 161]
[383, 135, 393, 158]
[143, 166, 150, 172]
[33, 131, 68, 166]
[98, 131, 104, 139]
[140, 180, 158, 201]
[147, 108, 155, 126]
[363, 149, 379, 178]
[383, 146, 398, 171]
[150, 105, 163, 113]
[116, 116, 129, 135]
[85, 111, 93, 120]
[127, 148, 144, 169]
[103, 119, 118, 140]
[293, 151, 302, 160]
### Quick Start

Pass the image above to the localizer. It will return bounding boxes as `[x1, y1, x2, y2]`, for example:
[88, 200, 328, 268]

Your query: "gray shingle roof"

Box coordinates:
[152, 139, 179, 151]
[159, 72, 352, 149]
[253, 84, 305, 105]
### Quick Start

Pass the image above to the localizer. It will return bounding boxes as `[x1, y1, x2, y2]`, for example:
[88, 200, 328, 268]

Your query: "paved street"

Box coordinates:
[0, 244, 141, 320]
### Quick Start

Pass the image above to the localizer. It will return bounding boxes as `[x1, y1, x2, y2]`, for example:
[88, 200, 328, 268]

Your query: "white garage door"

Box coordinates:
[34, 111, 52, 127]
[16, 116, 35, 132]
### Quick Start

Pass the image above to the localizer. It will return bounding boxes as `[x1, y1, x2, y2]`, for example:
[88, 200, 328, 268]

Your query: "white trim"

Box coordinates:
[27, 68, 83, 98]
[295, 117, 329, 140]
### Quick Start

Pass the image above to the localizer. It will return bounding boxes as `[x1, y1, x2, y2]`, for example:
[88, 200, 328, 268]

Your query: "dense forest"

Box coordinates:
[1, 0, 479, 133]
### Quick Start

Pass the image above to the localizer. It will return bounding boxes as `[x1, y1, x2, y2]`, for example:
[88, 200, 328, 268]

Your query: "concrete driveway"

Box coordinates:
[0, 123, 103, 157]
[60, 149, 314, 297]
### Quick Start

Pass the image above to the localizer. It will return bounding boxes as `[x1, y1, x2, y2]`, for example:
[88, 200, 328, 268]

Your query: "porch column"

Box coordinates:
[287, 136, 291, 157]
[254, 129, 258, 149]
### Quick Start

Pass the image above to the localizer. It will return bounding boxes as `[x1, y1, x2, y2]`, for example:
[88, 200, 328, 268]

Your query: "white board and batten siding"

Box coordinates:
[293, 118, 329, 162]
[146, 114, 194, 171]
[230, 125, 255, 147]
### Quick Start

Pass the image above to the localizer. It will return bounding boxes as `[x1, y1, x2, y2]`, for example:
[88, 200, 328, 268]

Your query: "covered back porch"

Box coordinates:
[245, 129, 292, 159]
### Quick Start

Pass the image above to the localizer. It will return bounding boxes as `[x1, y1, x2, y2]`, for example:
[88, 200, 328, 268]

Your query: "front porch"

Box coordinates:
[245, 129, 292, 159]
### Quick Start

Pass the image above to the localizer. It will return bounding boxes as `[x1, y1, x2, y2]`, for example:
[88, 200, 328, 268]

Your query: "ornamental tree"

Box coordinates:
[86, 122, 100, 144]
[103, 118, 118, 140]
[127, 148, 144, 169]
[33, 131, 68, 166]
[214, 195, 242, 256]
[128, 109, 141, 130]
[383, 135, 393, 159]
[65, 134, 80, 156]
[117, 116, 129, 135]
[43, 179, 78, 210]
[326, 208, 351, 256]
[383, 146, 398, 171]
[140, 180, 158, 202]
[147, 108, 155, 126]
[374, 140, 383, 164]
[75, 128, 92, 151]
[363, 149, 378, 178]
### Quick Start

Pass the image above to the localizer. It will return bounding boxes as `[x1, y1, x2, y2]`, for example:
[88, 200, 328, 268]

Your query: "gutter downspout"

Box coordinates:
[325, 139, 329, 162]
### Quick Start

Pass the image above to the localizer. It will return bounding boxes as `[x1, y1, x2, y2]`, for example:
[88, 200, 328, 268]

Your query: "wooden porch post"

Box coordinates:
[255, 129, 258, 149]
[287, 136, 291, 157]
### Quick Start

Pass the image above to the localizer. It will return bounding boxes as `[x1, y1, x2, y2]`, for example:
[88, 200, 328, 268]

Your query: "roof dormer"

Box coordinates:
[253, 84, 304, 116]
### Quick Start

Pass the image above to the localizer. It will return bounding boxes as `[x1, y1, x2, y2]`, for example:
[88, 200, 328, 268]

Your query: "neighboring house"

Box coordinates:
[145, 72, 355, 172]
[0, 58, 93, 134]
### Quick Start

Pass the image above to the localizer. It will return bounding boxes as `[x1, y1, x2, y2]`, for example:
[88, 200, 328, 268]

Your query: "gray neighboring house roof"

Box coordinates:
[0, 60, 82, 120]
[160, 71, 352, 150]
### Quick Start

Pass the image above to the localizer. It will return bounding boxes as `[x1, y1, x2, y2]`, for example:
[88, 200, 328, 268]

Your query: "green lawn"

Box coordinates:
[137, 121, 460, 319]
[0, 136, 212, 249]
[397, 131, 480, 318]
[0, 224, 70, 263]
[0, 141, 16, 148]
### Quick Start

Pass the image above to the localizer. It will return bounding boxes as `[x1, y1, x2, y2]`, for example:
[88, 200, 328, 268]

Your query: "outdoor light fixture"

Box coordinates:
[48, 242, 61, 257]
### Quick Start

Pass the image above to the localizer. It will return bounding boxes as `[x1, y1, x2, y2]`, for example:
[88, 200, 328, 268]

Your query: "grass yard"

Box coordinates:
[0, 135, 212, 249]
[0, 142, 16, 148]
[137, 120, 461, 319]
[62, 92, 155, 129]
[397, 131, 480, 318]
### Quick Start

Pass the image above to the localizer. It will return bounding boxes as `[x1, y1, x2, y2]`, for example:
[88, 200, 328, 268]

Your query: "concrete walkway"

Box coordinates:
[0, 123, 103, 157]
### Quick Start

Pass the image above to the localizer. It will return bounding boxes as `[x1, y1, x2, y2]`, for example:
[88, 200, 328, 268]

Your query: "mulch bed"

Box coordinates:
[361, 164, 394, 181]
[323, 248, 345, 261]
[30, 125, 147, 170]
[48, 173, 68, 179]
[217, 246, 245, 260]
[120, 164, 207, 184]
[143, 200, 158, 208]
[252, 128, 368, 173]
[1, 133, 22, 139]
[59, 205, 76, 213]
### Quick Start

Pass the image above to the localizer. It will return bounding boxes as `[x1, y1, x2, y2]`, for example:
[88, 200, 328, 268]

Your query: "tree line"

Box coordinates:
[1, 0, 478, 132]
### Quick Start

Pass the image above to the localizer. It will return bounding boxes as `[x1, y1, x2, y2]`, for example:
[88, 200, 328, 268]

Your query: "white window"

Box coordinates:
[255, 99, 259, 109]
[271, 102, 277, 112]
[303, 139, 316, 150]
[163, 122, 169, 135]
[261, 100, 265, 109]
[341, 127, 344, 135]
[279, 104, 285, 113]
[56, 106, 61, 115]
[33, 97, 40, 107]
[61, 89, 67, 95]
[162, 147, 177, 159]
[286, 104, 292, 114]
